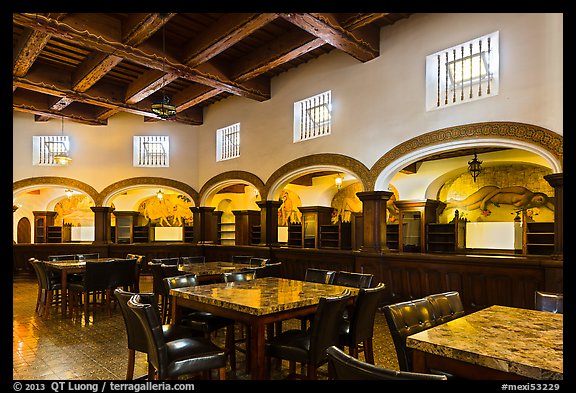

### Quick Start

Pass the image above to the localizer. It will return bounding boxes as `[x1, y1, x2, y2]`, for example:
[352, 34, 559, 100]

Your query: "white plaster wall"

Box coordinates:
[13, 13, 562, 194]
[195, 13, 562, 187]
[13, 111, 200, 192]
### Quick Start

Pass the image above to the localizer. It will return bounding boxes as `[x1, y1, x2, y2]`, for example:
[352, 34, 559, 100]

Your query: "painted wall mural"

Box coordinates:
[138, 194, 193, 227]
[54, 195, 95, 226]
[439, 163, 554, 223]
[331, 182, 362, 223]
[278, 189, 302, 226]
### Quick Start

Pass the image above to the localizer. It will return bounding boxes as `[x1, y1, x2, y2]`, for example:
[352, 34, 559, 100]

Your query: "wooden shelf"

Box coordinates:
[133, 226, 149, 243]
[426, 216, 466, 253]
[524, 222, 554, 255]
[46, 226, 62, 243]
[250, 225, 261, 245]
[319, 221, 352, 249]
[386, 223, 399, 251]
[183, 226, 194, 243]
[287, 223, 303, 247]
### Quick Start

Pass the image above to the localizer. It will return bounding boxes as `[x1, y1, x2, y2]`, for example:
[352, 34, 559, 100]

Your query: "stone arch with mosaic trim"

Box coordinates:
[369, 122, 563, 191]
[199, 171, 266, 206]
[264, 153, 371, 200]
[100, 177, 200, 207]
[13, 177, 100, 205]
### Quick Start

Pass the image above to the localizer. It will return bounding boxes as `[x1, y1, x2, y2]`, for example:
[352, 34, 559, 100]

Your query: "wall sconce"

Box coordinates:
[64, 189, 73, 199]
[253, 188, 260, 197]
[468, 152, 482, 182]
[335, 173, 343, 190]
[157, 189, 164, 200]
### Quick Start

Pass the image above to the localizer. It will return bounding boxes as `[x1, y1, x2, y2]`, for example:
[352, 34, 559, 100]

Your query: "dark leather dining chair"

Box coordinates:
[68, 260, 114, 324]
[265, 289, 352, 379]
[326, 346, 447, 380]
[426, 291, 465, 324]
[535, 291, 563, 314]
[162, 275, 238, 371]
[242, 262, 282, 278]
[333, 271, 374, 289]
[297, 268, 337, 329]
[304, 267, 336, 284]
[127, 294, 227, 380]
[126, 254, 145, 292]
[382, 298, 437, 372]
[338, 283, 386, 364]
[114, 289, 203, 380]
[29, 258, 62, 318]
[232, 255, 253, 264]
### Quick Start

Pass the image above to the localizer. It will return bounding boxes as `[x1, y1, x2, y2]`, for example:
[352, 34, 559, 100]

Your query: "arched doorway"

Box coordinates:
[17, 217, 31, 243]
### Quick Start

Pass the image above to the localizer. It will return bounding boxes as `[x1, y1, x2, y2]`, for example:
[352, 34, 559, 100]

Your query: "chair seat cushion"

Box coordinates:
[166, 337, 226, 377]
[265, 329, 311, 363]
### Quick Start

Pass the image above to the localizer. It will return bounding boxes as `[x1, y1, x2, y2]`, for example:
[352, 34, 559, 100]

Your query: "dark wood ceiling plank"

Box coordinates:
[13, 29, 53, 77]
[280, 13, 379, 62]
[13, 13, 270, 102]
[124, 69, 179, 104]
[13, 14, 68, 77]
[51, 13, 173, 111]
[183, 13, 279, 68]
[232, 29, 325, 82]
[172, 84, 222, 111]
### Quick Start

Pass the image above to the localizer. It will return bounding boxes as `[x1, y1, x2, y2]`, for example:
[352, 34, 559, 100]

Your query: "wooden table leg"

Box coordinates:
[249, 321, 266, 380]
[61, 270, 68, 317]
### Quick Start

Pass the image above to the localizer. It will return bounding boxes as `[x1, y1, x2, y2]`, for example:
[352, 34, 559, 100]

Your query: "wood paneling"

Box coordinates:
[13, 243, 561, 313]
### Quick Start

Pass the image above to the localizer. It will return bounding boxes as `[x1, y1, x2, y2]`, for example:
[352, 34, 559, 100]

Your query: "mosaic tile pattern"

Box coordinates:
[12, 275, 399, 380]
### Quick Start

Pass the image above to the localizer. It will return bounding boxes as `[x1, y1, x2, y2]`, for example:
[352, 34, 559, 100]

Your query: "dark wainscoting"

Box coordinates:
[13, 243, 562, 313]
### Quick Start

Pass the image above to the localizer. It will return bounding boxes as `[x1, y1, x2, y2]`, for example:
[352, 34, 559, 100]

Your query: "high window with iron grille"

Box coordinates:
[293, 91, 332, 142]
[216, 123, 240, 161]
[133, 136, 169, 167]
[426, 31, 499, 111]
[32, 135, 71, 166]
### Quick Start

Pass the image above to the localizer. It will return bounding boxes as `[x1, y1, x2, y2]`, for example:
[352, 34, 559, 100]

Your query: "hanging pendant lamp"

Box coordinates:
[151, 17, 176, 120]
[54, 115, 72, 165]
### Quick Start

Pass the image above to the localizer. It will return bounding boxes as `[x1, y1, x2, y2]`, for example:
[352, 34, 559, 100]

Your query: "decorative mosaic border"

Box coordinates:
[368, 121, 563, 190]
[262, 153, 371, 199]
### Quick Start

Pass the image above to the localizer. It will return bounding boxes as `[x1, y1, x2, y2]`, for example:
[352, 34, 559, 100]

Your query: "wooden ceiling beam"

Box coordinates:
[14, 76, 169, 120]
[182, 13, 279, 68]
[13, 13, 270, 102]
[280, 13, 379, 62]
[49, 13, 174, 112]
[13, 13, 67, 77]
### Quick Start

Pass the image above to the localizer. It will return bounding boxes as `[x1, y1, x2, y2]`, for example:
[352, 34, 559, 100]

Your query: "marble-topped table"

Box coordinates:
[170, 277, 359, 379]
[406, 305, 563, 380]
[178, 261, 250, 282]
[44, 258, 115, 317]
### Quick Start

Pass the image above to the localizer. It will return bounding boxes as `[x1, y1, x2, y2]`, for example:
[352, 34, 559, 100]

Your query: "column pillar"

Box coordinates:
[544, 173, 563, 260]
[356, 191, 393, 253]
[91, 206, 114, 244]
[191, 206, 216, 244]
[256, 200, 283, 247]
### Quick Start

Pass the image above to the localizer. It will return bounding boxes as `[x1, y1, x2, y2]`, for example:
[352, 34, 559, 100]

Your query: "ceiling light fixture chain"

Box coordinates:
[151, 14, 176, 120]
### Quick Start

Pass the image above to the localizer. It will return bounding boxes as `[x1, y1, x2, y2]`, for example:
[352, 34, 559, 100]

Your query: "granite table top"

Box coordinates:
[406, 305, 563, 380]
[170, 277, 359, 316]
[178, 261, 250, 276]
[44, 258, 115, 269]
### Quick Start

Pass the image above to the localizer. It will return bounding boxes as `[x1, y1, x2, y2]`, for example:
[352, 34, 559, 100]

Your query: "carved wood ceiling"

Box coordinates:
[13, 12, 412, 126]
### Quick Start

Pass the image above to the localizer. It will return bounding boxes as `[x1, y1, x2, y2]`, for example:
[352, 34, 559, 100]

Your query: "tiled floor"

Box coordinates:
[12, 275, 400, 380]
